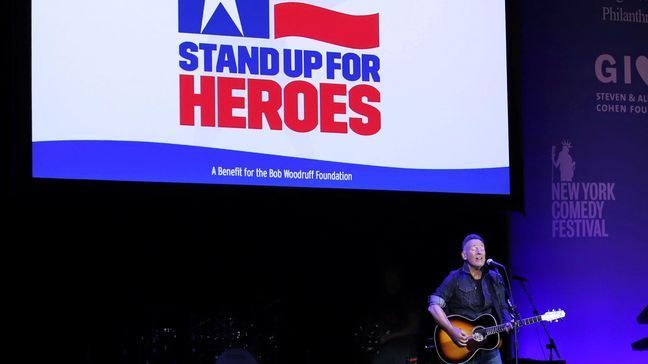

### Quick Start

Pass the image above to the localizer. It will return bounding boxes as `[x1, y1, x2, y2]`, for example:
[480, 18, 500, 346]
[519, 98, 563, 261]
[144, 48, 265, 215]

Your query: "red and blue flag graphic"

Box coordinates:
[274, 3, 379, 49]
[178, 0, 379, 49]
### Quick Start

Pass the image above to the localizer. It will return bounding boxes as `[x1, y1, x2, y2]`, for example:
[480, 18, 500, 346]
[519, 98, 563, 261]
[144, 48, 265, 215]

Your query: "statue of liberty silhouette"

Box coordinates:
[552, 140, 576, 182]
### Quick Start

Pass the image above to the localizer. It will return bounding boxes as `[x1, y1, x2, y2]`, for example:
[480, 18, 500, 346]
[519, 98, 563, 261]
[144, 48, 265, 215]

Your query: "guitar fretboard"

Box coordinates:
[475, 315, 543, 336]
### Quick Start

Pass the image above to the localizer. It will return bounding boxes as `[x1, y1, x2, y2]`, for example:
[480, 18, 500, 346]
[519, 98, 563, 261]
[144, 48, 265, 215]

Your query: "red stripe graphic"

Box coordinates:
[274, 2, 379, 49]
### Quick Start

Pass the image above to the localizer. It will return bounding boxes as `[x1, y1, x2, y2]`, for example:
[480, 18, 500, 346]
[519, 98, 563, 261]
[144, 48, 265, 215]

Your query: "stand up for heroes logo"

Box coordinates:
[176, 0, 383, 136]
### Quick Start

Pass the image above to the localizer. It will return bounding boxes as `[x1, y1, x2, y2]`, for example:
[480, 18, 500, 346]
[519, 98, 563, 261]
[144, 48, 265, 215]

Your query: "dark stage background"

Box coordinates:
[7, 186, 512, 364]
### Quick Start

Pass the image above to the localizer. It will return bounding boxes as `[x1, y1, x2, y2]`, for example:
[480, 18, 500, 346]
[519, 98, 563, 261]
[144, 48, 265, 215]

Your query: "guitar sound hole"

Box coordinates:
[472, 328, 485, 342]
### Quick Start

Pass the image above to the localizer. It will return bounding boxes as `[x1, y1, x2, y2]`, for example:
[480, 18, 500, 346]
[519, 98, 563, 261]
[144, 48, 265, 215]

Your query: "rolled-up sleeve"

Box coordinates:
[428, 294, 446, 307]
[428, 272, 456, 309]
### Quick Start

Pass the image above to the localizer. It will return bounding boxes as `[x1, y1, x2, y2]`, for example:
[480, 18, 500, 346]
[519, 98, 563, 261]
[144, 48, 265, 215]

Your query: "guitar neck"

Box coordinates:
[478, 315, 543, 336]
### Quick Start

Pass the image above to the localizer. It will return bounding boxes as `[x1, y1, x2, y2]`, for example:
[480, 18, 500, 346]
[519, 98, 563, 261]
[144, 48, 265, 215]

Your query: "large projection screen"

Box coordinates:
[32, 0, 511, 194]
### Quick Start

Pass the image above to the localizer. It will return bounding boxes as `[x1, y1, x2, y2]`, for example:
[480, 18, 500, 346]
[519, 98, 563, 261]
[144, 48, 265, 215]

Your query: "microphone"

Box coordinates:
[512, 274, 528, 282]
[486, 258, 505, 269]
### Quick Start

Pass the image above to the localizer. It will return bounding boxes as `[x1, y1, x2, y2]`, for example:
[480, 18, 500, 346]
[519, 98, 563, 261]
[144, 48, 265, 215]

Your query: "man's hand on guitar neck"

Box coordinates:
[448, 326, 470, 347]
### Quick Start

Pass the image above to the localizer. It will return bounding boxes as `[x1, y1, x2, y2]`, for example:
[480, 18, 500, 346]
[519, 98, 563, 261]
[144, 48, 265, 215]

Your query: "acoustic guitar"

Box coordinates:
[431, 309, 565, 364]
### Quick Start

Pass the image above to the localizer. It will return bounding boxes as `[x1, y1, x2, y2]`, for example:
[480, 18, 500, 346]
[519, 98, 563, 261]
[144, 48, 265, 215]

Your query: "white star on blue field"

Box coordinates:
[201, 0, 244, 35]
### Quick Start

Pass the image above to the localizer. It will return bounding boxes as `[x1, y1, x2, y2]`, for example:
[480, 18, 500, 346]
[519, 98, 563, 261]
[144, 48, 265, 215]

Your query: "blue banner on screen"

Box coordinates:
[32, 1, 511, 194]
[33, 141, 509, 193]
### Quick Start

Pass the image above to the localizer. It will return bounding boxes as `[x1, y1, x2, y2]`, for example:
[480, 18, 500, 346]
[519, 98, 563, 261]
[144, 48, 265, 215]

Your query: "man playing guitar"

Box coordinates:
[428, 234, 513, 364]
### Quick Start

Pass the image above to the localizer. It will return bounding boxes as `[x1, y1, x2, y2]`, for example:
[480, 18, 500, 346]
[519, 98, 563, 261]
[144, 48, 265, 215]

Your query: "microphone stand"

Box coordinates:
[489, 261, 519, 364]
[499, 265, 519, 364]
[517, 278, 561, 361]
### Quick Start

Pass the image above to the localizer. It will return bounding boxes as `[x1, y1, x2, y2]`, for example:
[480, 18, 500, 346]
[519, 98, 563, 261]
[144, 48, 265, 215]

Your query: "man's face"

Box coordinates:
[462, 239, 486, 269]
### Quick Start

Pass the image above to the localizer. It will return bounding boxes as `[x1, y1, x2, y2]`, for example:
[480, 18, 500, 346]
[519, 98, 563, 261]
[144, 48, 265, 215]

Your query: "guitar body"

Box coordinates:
[428, 308, 565, 364]
[434, 313, 500, 364]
